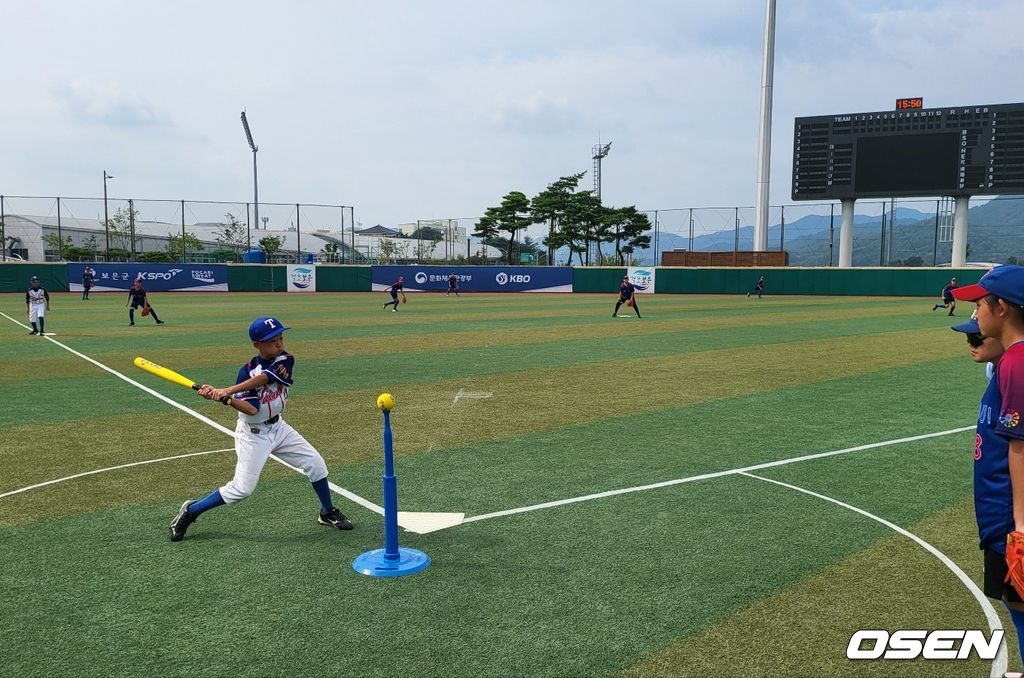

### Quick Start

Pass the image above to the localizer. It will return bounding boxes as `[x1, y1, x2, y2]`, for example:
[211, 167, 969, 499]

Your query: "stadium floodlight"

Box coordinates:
[241, 110, 259, 230]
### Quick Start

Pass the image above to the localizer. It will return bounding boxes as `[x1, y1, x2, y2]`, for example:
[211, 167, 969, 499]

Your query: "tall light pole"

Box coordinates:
[103, 170, 114, 259]
[753, 0, 777, 252]
[241, 111, 259, 230]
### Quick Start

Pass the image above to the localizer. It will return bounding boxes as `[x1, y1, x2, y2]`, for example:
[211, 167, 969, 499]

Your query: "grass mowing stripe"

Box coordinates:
[6, 323, 968, 426]
[328, 358, 981, 517]
[0, 472, 931, 677]
[456, 427, 975, 527]
[1, 355, 979, 527]
[739, 471, 1004, 677]
[0, 448, 234, 500]
[616, 499, 997, 678]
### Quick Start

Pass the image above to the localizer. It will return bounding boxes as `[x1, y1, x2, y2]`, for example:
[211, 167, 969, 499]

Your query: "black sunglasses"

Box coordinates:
[966, 333, 985, 348]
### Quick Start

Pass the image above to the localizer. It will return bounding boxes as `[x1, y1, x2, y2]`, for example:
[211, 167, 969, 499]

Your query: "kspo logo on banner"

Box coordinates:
[68, 264, 228, 292]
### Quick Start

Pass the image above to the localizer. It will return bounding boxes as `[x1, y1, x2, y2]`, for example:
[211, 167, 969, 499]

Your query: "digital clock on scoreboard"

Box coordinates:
[896, 97, 924, 110]
[792, 102, 1024, 200]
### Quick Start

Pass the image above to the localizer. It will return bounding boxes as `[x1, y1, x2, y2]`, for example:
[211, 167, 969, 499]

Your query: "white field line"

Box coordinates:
[453, 388, 464, 406]
[739, 472, 1006, 678]
[0, 448, 233, 500]
[1, 311, 384, 516]
[461, 425, 975, 526]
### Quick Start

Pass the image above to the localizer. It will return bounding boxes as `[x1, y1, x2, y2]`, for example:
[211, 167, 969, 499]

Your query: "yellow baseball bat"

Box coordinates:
[133, 357, 232, 405]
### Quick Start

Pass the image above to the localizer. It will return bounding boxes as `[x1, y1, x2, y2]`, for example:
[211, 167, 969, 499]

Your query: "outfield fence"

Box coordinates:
[0, 262, 987, 297]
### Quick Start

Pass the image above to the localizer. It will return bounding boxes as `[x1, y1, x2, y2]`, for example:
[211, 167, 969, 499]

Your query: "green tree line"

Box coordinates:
[475, 172, 651, 265]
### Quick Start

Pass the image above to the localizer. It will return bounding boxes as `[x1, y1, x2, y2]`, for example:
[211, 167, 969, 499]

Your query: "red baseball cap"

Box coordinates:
[953, 265, 1024, 306]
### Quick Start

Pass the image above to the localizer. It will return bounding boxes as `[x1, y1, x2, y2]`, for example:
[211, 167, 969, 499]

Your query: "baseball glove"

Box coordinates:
[141, 306, 150, 317]
[402, 294, 408, 304]
[1006, 531, 1024, 595]
[627, 299, 633, 307]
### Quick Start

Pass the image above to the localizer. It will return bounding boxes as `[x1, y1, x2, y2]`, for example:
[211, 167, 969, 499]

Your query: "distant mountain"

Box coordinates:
[628, 198, 1024, 267]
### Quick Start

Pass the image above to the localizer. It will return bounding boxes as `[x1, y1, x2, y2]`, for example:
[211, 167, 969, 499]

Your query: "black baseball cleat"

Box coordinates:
[156, 320, 165, 324]
[28, 330, 37, 335]
[129, 322, 135, 326]
[169, 500, 197, 541]
[318, 507, 354, 530]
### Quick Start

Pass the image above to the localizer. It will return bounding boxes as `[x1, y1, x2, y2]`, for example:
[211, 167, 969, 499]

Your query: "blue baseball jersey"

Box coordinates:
[974, 363, 1013, 553]
[619, 282, 635, 298]
[234, 351, 295, 423]
[82, 271, 95, 287]
[387, 280, 403, 293]
[127, 287, 148, 306]
[942, 283, 957, 300]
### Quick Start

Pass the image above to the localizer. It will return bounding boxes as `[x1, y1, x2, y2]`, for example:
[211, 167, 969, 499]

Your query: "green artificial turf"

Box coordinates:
[0, 291, 1002, 677]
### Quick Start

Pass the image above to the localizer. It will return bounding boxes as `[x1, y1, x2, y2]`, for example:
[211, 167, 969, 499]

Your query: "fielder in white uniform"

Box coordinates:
[169, 315, 353, 541]
[26, 276, 50, 336]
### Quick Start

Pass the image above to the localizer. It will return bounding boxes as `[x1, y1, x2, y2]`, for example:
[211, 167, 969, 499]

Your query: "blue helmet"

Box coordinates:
[248, 316, 290, 342]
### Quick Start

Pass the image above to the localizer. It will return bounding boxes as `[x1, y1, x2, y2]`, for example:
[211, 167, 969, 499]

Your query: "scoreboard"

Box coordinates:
[792, 102, 1024, 200]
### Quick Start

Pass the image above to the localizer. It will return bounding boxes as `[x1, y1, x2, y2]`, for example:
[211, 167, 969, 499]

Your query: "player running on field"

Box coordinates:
[125, 279, 164, 326]
[932, 277, 958, 316]
[612, 275, 641, 318]
[746, 275, 766, 299]
[383, 276, 405, 311]
[447, 272, 460, 297]
[26, 275, 50, 336]
[169, 316, 353, 541]
[950, 266, 1024, 665]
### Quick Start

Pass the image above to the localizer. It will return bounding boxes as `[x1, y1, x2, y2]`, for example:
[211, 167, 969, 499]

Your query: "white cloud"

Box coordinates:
[0, 0, 1021, 226]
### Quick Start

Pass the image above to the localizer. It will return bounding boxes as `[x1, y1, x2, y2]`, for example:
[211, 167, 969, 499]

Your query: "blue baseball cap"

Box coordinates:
[248, 316, 289, 342]
[951, 316, 981, 334]
[30, 275, 40, 282]
[953, 265, 1024, 307]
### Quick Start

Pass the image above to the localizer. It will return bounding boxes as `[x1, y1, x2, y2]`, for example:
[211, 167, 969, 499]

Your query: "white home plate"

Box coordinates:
[397, 511, 465, 534]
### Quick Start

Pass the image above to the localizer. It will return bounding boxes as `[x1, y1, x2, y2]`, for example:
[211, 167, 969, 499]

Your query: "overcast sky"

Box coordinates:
[4, 0, 1022, 231]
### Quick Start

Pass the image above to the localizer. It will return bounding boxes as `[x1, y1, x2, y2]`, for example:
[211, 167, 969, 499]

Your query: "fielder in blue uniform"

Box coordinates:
[447, 272, 460, 297]
[25, 276, 50, 336]
[125, 279, 164, 326]
[169, 316, 353, 541]
[952, 266, 1024, 664]
[81, 267, 95, 300]
[612, 276, 641, 318]
[932, 277, 958, 315]
[383, 276, 405, 311]
[746, 275, 765, 299]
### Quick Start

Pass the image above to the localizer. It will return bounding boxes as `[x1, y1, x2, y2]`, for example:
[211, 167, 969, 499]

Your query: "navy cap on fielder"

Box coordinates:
[31, 275, 40, 282]
[249, 316, 290, 342]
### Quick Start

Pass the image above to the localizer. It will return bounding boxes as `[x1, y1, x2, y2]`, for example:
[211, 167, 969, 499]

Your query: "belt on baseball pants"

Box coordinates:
[247, 415, 279, 433]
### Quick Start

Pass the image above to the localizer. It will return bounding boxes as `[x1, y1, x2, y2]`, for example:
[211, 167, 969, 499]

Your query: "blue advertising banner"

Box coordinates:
[371, 265, 572, 293]
[68, 264, 228, 292]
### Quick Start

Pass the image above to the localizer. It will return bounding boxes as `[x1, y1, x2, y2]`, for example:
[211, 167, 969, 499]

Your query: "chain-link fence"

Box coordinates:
[0, 195, 355, 264]
[4, 194, 1022, 266]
